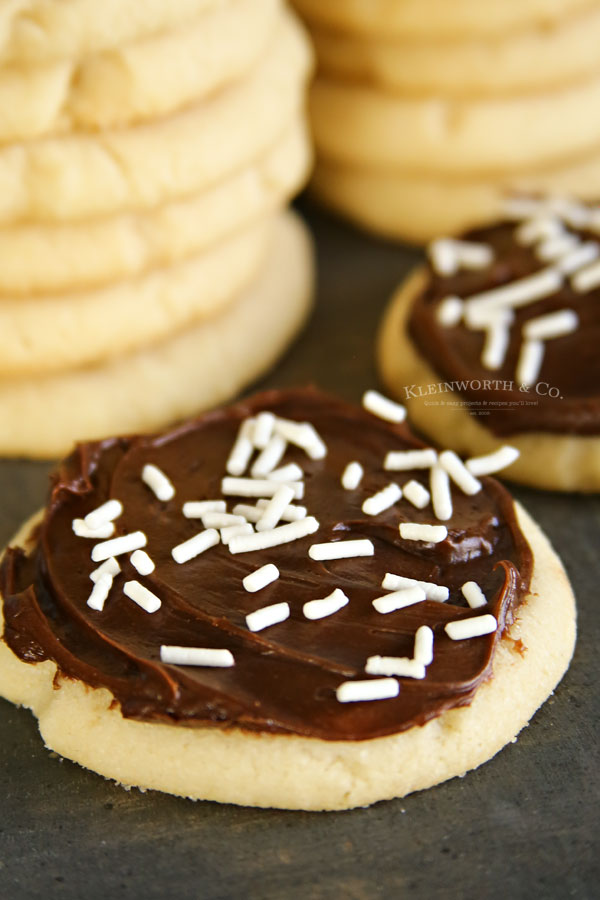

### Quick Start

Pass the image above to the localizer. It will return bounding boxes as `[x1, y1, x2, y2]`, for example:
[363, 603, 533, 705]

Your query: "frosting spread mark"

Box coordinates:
[0, 389, 532, 741]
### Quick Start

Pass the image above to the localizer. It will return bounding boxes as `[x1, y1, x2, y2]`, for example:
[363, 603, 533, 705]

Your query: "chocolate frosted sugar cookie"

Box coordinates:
[0, 389, 575, 809]
[378, 196, 600, 491]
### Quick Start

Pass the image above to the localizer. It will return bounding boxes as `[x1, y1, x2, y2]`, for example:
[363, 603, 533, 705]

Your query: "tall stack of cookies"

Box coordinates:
[293, 0, 600, 242]
[1, 0, 313, 458]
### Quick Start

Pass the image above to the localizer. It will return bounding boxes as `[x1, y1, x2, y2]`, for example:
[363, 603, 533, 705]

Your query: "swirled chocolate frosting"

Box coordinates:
[409, 213, 600, 435]
[0, 389, 532, 741]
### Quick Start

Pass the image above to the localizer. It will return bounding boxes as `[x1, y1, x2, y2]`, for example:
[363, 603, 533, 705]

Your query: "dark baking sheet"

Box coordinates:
[1, 204, 598, 900]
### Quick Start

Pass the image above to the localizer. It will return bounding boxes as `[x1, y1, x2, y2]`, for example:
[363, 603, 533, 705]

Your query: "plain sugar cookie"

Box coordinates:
[312, 144, 600, 242]
[377, 200, 600, 491]
[309, 72, 600, 176]
[0, 11, 312, 225]
[311, 4, 600, 97]
[0, 118, 310, 295]
[0, 210, 313, 458]
[0, 389, 575, 809]
[0, 0, 280, 142]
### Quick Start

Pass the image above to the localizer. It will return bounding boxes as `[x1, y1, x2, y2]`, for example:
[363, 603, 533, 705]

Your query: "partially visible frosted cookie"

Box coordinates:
[377, 196, 600, 490]
[0, 385, 575, 808]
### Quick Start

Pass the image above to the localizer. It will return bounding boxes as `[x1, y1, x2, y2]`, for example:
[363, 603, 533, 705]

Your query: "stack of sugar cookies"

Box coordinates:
[1, 0, 314, 459]
[293, 0, 600, 242]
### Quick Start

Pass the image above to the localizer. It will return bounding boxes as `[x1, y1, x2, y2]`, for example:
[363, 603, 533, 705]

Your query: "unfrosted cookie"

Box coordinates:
[0, 0, 280, 142]
[0, 11, 311, 225]
[0, 388, 575, 809]
[0, 0, 216, 64]
[311, 4, 600, 97]
[0, 215, 271, 376]
[377, 198, 600, 491]
[0, 119, 310, 296]
[311, 145, 600, 242]
[309, 72, 600, 176]
[292, 0, 592, 39]
[0, 210, 313, 458]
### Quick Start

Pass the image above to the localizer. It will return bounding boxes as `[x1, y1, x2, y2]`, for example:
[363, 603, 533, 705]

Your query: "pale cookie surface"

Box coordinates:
[311, 3, 600, 97]
[312, 145, 600, 242]
[0, 0, 280, 142]
[0, 0, 216, 64]
[0, 215, 272, 376]
[310, 73, 600, 175]
[0, 210, 314, 458]
[292, 0, 593, 38]
[0, 119, 310, 295]
[0, 500, 575, 810]
[377, 269, 600, 492]
[0, 11, 311, 225]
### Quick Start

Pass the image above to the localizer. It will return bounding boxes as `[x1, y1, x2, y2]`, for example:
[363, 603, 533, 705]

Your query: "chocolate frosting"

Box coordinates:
[409, 221, 600, 435]
[0, 389, 532, 741]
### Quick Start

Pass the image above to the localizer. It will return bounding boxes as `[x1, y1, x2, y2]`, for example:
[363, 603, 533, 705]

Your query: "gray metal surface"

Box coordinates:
[1, 206, 598, 899]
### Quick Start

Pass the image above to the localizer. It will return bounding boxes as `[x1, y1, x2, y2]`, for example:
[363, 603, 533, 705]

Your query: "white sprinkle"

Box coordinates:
[384, 449, 437, 470]
[372, 586, 426, 614]
[436, 296, 463, 327]
[453, 240, 494, 270]
[160, 646, 234, 667]
[429, 237, 459, 275]
[182, 500, 226, 518]
[221, 477, 304, 500]
[123, 580, 161, 614]
[220, 523, 254, 546]
[399, 523, 448, 543]
[362, 483, 402, 516]
[230, 517, 319, 555]
[246, 601, 290, 632]
[536, 233, 579, 262]
[73, 518, 115, 540]
[571, 256, 600, 292]
[382, 573, 449, 603]
[461, 581, 488, 609]
[256, 484, 296, 532]
[142, 464, 175, 502]
[130, 549, 155, 576]
[84, 499, 123, 530]
[557, 241, 599, 275]
[232, 503, 263, 523]
[445, 614, 497, 640]
[256, 498, 308, 522]
[341, 461, 364, 490]
[308, 539, 374, 561]
[336, 678, 399, 703]
[87, 573, 113, 612]
[464, 267, 562, 314]
[523, 309, 578, 341]
[90, 557, 121, 583]
[516, 215, 564, 245]
[201, 512, 247, 529]
[251, 434, 287, 477]
[516, 338, 544, 384]
[414, 626, 434, 666]
[465, 446, 520, 476]
[226, 418, 255, 476]
[430, 465, 453, 521]
[268, 463, 304, 483]
[242, 563, 280, 593]
[362, 390, 406, 423]
[439, 450, 482, 495]
[481, 318, 511, 370]
[91, 531, 147, 562]
[273, 420, 327, 459]
[303, 588, 349, 620]
[547, 197, 592, 228]
[171, 528, 220, 564]
[402, 479, 430, 509]
[429, 238, 492, 276]
[365, 656, 425, 679]
[464, 304, 514, 331]
[253, 411, 276, 449]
